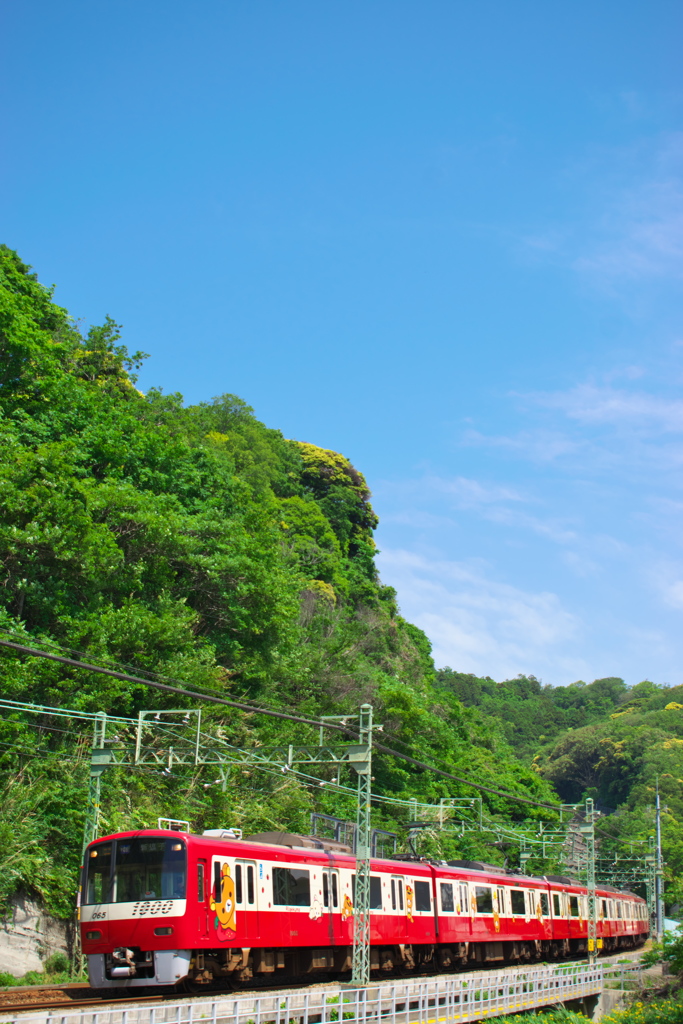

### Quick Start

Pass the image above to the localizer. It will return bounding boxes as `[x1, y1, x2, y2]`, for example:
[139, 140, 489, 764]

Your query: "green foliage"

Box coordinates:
[43, 952, 70, 974]
[601, 999, 683, 1023]
[641, 929, 683, 975]
[493, 1010, 590, 1023]
[436, 669, 631, 758]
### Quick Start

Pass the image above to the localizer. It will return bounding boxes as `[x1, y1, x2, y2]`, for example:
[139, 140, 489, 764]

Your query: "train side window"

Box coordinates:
[569, 895, 579, 917]
[391, 879, 396, 911]
[197, 863, 204, 902]
[398, 879, 404, 911]
[440, 882, 454, 912]
[459, 883, 469, 915]
[332, 874, 338, 908]
[475, 886, 493, 914]
[496, 887, 506, 914]
[247, 865, 255, 905]
[323, 874, 330, 908]
[235, 864, 243, 905]
[415, 880, 431, 912]
[213, 862, 221, 903]
[540, 893, 549, 917]
[273, 867, 310, 906]
[511, 889, 525, 916]
[552, 892, 561, 916]
[85, 842, 113, 905]
[351, 875, 383, 910]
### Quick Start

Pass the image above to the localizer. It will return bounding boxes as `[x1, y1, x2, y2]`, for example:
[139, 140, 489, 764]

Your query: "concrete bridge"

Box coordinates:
[1, 961, 645, 1024]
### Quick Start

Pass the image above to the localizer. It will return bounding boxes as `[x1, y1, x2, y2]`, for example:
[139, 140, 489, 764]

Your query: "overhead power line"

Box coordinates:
[0, 636, 560, 812]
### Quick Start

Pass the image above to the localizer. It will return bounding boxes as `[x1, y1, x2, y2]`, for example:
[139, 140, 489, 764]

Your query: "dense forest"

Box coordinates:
[0, 246, 681, 928]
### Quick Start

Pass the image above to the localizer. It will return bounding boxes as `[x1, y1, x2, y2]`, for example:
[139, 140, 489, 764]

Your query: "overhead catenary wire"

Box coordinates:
[0, 628, 556, 810]
[0, 636, 561, 811]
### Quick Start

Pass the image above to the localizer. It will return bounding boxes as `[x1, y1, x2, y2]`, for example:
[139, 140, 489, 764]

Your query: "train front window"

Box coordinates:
[114, 838, 186, 903]
[85, 842, 113, 904]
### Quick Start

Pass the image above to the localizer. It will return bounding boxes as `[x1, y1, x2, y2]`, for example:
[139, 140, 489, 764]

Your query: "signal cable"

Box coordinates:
[0, 636, 561, 811]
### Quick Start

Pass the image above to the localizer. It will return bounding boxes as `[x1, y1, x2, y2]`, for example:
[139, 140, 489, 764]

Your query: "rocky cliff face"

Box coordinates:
[0, 895, 72, 976]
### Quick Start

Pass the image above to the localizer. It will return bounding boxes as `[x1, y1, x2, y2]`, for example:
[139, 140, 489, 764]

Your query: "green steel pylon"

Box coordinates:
[582, 798, 597, 963]
[349, 703, 373, 987]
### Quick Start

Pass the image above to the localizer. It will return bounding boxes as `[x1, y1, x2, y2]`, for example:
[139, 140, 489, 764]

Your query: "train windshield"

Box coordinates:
[84, 838, 186, 905]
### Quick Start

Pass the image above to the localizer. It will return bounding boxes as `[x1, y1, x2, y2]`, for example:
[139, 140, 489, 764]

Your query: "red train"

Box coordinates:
[79, 828, 649, 987]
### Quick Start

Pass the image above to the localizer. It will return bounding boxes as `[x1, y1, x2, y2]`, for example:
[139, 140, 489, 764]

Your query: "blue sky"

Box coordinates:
[3, 1, 682, 686]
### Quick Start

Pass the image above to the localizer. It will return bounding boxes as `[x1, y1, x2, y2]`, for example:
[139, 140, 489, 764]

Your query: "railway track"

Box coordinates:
[0, 984, 165, 1015]
[0, 952, 645, 1018]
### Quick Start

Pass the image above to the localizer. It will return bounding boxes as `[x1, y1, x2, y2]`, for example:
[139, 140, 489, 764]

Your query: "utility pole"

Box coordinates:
[646, 837, 656, 936]
[655, 780, 663, 941]
[81, 713, 112, 856]
[580, 798, 597, 964]
[349, 703, 373, 987]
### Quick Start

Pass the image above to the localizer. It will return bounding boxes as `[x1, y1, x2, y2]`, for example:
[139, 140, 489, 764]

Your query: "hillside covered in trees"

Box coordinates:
[437, 669, 683, 911]
[0, 245, 681, 924]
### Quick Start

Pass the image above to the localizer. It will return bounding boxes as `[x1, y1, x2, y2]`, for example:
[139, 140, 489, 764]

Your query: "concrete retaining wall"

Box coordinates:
[0, 894, 72, 976]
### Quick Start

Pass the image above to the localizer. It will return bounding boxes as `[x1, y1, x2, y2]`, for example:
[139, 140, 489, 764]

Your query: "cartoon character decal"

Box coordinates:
[405, 884, 414, 923]
[309, 897, 323, 920]
[341, 894, 354, 920]
[493, 893, 501, 934]
[210, 862, 236, 940]
[536, 900, 543, 921]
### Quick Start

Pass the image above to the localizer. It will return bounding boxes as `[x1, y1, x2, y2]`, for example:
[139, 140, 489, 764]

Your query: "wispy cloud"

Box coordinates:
[463, 427, 585, 463]
[533, 383, 683, 433]
[378, 472, 579, 545]
[377, 548, 587, 682]
[519, 131, 683, 290]
[390, 474, 525, 507]
[464, 375, 683, 479]
[574, 175, 683, 283]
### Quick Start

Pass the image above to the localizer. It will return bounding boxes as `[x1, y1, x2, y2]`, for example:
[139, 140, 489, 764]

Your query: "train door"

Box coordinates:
[390, 875, 406, 940]
[197, 858, 209, 939]
[458, 882, 472, 939]
[323, 868, 340, 914]
[322, 867, 340, 943]
[390, 875, 405, 915]
[235, 859, 259, 940]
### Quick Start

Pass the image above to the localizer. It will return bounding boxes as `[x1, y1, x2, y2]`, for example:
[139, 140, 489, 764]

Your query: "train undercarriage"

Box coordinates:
[92, 932, 647, 989]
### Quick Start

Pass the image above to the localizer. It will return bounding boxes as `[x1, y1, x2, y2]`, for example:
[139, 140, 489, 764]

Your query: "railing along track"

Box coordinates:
[0, 961, 642, 1024]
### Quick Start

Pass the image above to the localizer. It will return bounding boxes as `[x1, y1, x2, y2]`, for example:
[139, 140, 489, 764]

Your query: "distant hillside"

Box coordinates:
[436, 667, 683, 912]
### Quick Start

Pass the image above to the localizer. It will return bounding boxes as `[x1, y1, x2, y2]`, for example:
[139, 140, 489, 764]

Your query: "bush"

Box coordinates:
[22, 970, 44, 985]
[43, 952, 69, 975]
[0, 972, 18, 987]
[602, 1000, 683, 1023]
[640, 930, 683, 975]
[494, 1010, 589, 1022]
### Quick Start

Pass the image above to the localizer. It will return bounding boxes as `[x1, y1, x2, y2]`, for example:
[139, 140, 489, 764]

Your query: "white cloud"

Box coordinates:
[663, 581, 683, 610]
[533, 383, 683, 433]
[648, 561, 683, 611]
[517, 132, 683, 292]
[574, 174, 683, 283]
[378, 472, 579, 545]
[482, 506, 578, 545]
[377, 548, 586, 682]
[463, 428, 585, 463]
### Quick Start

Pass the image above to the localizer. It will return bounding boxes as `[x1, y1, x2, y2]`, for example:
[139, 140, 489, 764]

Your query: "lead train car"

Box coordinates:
[80, 829, 649, 987]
